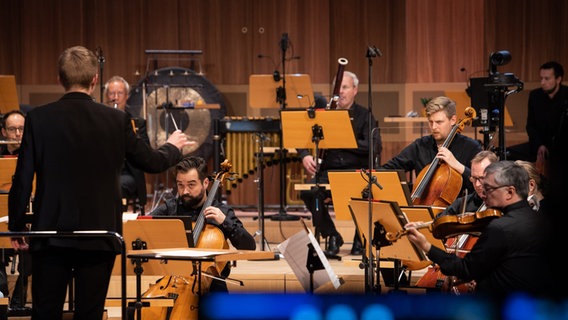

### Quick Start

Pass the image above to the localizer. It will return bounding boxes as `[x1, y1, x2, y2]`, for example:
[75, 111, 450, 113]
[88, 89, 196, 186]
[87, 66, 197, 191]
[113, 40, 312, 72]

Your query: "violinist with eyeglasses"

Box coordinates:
[405, 160, 553, 300]
[434, 150, 499, 220]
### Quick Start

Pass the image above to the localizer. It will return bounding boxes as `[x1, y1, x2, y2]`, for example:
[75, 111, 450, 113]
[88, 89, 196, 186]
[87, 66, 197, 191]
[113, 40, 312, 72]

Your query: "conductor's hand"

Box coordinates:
[404, 222, 431, 253]
[302, 155, 317, 176]
[167, 130, 194, 151]
[204, 206, 226, 225]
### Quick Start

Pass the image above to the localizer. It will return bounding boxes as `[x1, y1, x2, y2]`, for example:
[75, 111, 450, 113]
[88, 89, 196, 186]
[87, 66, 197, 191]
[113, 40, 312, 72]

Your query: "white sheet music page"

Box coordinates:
[277, 220, 342, 292]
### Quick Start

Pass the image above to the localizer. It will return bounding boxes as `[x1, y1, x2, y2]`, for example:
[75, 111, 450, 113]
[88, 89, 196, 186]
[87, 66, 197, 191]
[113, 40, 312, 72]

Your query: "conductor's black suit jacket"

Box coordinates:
[8, 92, 182, 253]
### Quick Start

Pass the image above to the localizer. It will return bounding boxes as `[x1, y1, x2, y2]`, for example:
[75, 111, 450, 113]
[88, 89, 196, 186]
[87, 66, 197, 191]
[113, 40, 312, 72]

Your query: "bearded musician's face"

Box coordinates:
[176, 169, 209, 208]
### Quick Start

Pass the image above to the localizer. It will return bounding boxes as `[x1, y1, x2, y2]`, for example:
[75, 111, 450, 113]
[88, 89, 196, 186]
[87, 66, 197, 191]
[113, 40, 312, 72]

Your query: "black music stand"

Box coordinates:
[249, 74, 315, 221]
[280, 110, 356, 249]
[348, 199, 430, 293]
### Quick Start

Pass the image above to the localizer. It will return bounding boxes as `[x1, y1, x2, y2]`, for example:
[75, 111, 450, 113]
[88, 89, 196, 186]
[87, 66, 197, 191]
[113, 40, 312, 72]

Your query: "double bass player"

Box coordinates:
[381, 96, 482, 203]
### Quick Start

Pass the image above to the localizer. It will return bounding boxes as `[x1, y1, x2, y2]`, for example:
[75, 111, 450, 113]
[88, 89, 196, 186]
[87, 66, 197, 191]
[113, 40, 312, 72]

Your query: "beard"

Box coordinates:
[544, 83, 558, 95]
[179, 188, 206, 209]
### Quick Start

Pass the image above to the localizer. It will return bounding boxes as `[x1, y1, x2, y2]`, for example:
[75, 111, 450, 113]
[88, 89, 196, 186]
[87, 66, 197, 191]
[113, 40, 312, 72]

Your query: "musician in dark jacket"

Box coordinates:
[104, 75, 150, 213]
[435, 150, 499, 219]
[382, 96, 482, 196]
[8, 46, 190, 320]
[406, 161, 553, 300]
[297, 71, 381, 257]
[149, 156, 255, 292]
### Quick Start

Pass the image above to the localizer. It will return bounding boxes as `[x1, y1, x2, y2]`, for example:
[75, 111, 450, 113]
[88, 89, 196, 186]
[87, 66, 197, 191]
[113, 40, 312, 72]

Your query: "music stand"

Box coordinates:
[0, 75, 20, 114]
[348, 199, 429, 291]
[110, 219, 194, 320]
[249, 74, 315, 221]
[328, 169, 411, 220]
[112, 219, 192, 277]
[280, 109, 356, 228]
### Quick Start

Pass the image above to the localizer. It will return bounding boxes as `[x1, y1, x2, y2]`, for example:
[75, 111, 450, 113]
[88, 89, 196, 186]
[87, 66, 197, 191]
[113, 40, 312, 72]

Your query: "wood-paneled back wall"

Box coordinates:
[1, 0, 567, 87]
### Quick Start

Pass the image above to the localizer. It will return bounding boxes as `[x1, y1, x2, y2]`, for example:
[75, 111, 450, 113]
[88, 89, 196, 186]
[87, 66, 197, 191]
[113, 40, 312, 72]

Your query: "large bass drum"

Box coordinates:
[127, 67, 226, 161]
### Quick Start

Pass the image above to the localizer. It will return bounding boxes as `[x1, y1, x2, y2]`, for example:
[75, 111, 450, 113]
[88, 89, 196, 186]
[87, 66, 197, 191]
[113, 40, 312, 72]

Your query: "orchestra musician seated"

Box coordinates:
[104, 75, 149, 213]
[381, 96, 483, 205]
[0, 110, 32, 315]
[0, 110, 25, 156]
[297, 71, 381, 258]
[149, 156, 256, 292]
[405, 161, 553, 300]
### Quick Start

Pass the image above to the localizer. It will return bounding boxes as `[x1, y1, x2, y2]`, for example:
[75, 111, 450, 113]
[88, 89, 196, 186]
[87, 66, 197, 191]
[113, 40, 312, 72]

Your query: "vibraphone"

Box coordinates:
[214, 116, 305, 205]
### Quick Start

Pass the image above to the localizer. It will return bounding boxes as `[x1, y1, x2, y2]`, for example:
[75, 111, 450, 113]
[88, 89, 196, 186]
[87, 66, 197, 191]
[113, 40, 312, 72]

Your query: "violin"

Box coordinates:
[431, 208, 503, 239]
[385, 221, 433, 242]
[410, 107, 476, 207]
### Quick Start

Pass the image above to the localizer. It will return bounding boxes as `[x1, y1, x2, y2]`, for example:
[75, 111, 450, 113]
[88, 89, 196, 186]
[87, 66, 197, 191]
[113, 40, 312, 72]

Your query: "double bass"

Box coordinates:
[141, 160, 233, 320]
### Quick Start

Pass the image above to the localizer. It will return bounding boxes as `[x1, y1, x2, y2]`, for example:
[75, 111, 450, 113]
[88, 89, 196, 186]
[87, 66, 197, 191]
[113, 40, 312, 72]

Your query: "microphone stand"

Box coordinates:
[271, 33, 299, 221]
[254, 133, 270, 251]
[97, 47, 105, 103]
[365, 45, 382, 294]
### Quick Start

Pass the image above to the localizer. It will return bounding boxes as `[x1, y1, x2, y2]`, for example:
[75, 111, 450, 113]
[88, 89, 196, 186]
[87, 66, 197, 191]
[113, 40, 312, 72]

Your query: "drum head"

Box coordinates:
[127, 67, 227, 161]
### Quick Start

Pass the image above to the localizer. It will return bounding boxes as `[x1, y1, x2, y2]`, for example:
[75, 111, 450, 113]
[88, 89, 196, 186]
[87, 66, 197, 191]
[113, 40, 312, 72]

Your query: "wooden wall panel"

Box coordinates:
[84, 0, 147, 91]
[0, 0, 22, 78]
[404, 0, 485, 83]
[330, 0, 406, 84]
[3, 0, 567, 87]
[19, 0, 88, 85]
[181, 0, 254, 84]
[485, 0, 568, 82]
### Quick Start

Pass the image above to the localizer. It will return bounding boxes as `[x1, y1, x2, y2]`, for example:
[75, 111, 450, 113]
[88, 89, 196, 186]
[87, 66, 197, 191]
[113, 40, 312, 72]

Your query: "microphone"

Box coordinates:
[96, 46, 105, 64]
[362, 169, 384, 190]
[370, 175, 384, 190]
[258, 54, 281, 81]
[111, 99, 118, 109]
[280, 33, 289, 52]
[367, 45, 383, 58]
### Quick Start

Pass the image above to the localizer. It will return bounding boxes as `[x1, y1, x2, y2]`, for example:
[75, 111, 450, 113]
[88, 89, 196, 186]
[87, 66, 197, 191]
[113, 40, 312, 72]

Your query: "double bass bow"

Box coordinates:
[410, 107, 477, 208]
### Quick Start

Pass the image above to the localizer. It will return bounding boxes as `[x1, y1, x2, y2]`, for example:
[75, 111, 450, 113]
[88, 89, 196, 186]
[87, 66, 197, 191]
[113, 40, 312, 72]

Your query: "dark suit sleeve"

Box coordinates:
[123, 116, 182, 173]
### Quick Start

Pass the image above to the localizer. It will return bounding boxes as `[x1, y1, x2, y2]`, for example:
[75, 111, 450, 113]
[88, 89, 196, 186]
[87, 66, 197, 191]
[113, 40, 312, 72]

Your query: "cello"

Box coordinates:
[400, 108, 476, 271]
[410, 107, 477, 208]
[141, 160, 233, 320]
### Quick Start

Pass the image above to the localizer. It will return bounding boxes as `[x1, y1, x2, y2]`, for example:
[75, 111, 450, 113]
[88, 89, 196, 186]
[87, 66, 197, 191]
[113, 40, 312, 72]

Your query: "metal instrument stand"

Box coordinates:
[271, 33, 300, 221]
[253, 133, 270, 251]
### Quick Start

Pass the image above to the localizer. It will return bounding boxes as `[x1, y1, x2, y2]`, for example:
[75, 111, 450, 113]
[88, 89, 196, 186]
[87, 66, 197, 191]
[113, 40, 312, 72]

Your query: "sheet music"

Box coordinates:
[277, 221, 342, 292]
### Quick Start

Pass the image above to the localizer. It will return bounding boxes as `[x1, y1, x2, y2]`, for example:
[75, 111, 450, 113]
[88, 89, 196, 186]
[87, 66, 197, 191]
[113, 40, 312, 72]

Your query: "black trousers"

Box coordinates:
[299, 171, 338, 238]
[31, 247, 115, 320]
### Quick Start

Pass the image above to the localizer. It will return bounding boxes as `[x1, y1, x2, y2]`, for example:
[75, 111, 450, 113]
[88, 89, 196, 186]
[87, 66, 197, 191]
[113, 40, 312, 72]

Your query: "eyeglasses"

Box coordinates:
[483, 184, 510, 193]
[5, 126, 24, 133]
[107, 91, 126, 97]
[469, 176, 484, 183]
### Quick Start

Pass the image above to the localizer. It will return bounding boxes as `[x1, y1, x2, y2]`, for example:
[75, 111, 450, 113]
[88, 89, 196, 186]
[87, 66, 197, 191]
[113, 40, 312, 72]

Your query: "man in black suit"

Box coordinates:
[8, 46, 191, 320]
